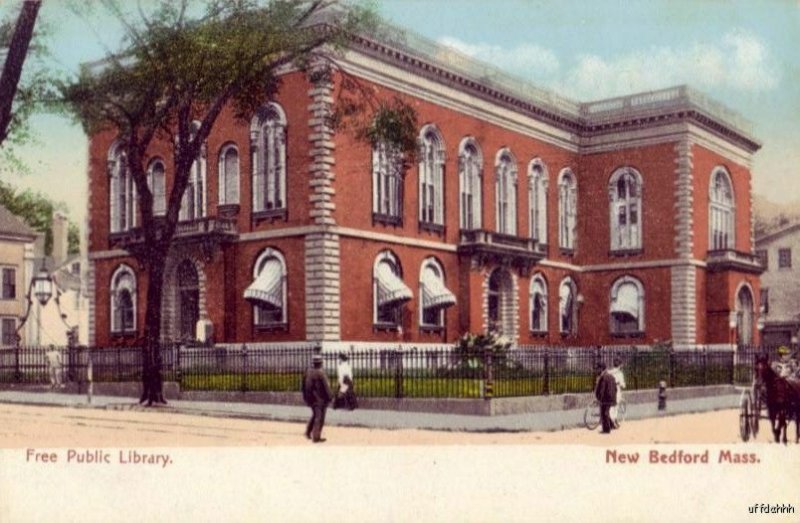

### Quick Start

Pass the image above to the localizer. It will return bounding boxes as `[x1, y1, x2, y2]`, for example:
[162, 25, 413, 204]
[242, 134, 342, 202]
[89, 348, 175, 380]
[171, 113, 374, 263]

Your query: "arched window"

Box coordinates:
[251, 103, 287, 214]
[218, 143, 240, 206]
[459, 138, 483, 230]
[373, 251, 412, 328]
[530, 273, 548, 333]
[418, 125, 445, 228]
[528, 159, 548, 243]
[609, 167, 642, 251]
[558, 169, 577, 250]
[108, 142, 136, 233]
[495, 148, 518, 235]
[419, 257, 456, 328]
[147, 158, 166, 216]
[110, 265, 136, 334]
[610, 276, 645, 335]
[179, 121, 207, 221]
[559, 277, 577, 334]
[244, 248, 287, 327]
[372, 140, 404, 223]
[710, 167, 735, 250]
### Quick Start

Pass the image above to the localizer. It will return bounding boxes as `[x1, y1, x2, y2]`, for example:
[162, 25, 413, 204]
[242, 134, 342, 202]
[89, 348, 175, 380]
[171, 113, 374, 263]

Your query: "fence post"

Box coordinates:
[14, 344, 20, 382]
[117, 346, 122, 382]
[483, 350, 494, 400]
[702, 348, 708, 386]
[729, 348, 735, 385]
[394, 349, 404, 399]
[668, 350, 675, 388]
[542, 348, 550, 395]
[632, 346, 638, 390]
[176, 343, 183, 389]
[240, 344, 248, 393]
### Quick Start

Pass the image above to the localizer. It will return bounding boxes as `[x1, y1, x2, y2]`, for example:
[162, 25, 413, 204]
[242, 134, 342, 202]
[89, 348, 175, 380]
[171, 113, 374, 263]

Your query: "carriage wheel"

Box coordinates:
[751, 392, 761, 438]
[739, 393, 751, 442]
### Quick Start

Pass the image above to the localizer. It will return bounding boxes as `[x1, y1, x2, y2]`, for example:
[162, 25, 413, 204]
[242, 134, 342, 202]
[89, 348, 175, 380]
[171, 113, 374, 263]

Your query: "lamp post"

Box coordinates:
[728, 311, 738, 353]
[15, 265, 53, 346]
[12, 265, 52, 382]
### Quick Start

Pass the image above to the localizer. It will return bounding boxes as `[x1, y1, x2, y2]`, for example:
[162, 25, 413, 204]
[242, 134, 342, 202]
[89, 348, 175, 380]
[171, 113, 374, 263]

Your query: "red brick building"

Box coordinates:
[86, 28, 763, 350]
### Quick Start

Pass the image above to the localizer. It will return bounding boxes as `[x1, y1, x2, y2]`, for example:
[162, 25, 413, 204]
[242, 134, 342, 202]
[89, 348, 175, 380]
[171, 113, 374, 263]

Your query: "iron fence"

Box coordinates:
[0, 343, 790, 399]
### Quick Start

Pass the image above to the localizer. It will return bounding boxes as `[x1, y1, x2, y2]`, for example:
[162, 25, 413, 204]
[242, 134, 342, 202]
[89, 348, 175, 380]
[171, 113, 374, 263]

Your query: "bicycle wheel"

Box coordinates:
[616, 400, 627, 426]
[584, 399, 600, 430]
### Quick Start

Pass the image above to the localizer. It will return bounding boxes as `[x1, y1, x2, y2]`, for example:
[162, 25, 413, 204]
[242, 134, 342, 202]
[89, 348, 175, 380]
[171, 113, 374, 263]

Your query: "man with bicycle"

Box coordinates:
[608, 358, 626, 429]
[595, 363, 617, 434]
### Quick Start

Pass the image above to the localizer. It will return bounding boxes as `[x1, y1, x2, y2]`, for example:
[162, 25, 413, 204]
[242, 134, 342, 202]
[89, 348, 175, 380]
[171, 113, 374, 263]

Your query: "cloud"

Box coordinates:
[437, 30, 779, 101]
[562, 30, 780, 99]
[437, 36, 560, 78]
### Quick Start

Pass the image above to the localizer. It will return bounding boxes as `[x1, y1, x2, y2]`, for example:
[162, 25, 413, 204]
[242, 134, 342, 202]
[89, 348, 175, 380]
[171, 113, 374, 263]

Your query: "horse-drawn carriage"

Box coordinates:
[739, 348, 800, 443]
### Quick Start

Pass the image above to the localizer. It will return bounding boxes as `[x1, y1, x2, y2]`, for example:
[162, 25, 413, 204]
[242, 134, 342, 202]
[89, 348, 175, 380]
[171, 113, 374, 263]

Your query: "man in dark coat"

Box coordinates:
[594, 363, 617, 434]
[302, 353, 333, 443]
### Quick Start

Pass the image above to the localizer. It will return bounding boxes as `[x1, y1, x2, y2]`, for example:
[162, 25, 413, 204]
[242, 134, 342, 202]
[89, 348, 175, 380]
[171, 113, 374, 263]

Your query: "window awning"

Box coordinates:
[376, 263, 412, 307]
[421, 267, 456, 310]
[244, 259, 283, 308]
[611, 283, 639, 319]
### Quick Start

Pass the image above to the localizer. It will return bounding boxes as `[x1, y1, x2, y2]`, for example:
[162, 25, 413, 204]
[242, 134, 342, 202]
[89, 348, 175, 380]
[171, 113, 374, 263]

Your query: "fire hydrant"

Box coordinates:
[657, 380, 667, 411]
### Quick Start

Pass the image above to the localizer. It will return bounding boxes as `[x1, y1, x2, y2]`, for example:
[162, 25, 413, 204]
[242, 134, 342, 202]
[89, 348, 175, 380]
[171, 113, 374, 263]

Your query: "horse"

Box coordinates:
[755, 355, 800, 444]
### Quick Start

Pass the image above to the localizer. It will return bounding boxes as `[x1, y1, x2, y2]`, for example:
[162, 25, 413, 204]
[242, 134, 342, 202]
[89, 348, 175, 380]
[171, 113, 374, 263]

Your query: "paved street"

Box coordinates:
[0, 402, 788, 447]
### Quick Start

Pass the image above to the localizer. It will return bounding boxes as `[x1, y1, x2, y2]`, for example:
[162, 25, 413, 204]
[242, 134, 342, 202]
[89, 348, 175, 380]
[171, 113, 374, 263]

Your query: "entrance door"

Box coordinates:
[736, 286, 754, 347]
[177, 260, 199, 341]
[487, 269, 514, 337]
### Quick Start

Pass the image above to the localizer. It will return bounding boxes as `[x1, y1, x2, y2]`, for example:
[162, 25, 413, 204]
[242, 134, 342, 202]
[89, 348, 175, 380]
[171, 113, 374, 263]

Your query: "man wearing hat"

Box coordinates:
[302, 352, 333, 443]
[772, 346, 798, 379]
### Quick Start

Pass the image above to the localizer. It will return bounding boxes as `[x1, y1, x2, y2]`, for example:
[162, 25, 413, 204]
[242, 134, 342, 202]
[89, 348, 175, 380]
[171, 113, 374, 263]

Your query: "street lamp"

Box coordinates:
[15, 265, 53, 346]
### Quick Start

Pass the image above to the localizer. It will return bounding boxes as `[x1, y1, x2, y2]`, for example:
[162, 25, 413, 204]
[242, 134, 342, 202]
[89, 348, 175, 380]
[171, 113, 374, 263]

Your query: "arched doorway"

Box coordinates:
[736, 286, 754, 347]
[177, 260, 199, 341]
[487, 269, 515, 338]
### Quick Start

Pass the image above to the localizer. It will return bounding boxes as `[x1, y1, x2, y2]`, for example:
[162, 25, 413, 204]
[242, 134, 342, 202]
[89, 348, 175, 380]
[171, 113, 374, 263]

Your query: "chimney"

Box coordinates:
[52, 212, 69, 267]
[33, 232, 46, 260]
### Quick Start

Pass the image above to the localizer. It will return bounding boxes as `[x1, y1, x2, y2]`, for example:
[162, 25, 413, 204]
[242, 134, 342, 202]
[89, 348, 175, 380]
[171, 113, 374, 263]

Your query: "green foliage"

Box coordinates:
[0, 179, 79, 255]
[454, 331, 513, 369]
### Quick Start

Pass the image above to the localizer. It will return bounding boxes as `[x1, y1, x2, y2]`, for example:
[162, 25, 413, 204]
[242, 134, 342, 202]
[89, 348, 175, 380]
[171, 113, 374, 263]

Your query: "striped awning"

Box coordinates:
[559, 284, 573, 318]
[611, 283, 639, 319]
[421, 266, 456, 310]
[244, 259, 283, 308]
[376, 263, 412, 307]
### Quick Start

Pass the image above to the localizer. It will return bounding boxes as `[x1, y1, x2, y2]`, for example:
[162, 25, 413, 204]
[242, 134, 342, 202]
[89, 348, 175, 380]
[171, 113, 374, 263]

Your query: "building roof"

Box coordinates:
[347, 21, 760, 152]
[0, 204, 36, 240]
[755, 221, 800, 246]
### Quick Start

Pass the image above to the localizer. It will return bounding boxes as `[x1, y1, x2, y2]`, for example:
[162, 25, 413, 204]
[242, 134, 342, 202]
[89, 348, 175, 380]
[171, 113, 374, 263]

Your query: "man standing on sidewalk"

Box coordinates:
[302, 353, 333, 443]
[45, 346, 63, 389]
[594, 363, 617, 434]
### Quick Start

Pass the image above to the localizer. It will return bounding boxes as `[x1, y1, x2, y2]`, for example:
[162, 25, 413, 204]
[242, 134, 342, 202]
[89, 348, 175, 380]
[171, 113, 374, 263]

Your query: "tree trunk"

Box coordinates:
[0, 0, 41, 146]
[139, 248, 168, 405]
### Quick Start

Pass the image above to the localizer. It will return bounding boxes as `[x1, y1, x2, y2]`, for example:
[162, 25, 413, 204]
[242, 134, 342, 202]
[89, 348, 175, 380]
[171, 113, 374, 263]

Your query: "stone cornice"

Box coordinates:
[347, 34, 760, 155]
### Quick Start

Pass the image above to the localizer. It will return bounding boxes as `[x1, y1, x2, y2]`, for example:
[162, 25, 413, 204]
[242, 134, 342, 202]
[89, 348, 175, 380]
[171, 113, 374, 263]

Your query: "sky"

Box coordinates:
[2, 0, 799, 228]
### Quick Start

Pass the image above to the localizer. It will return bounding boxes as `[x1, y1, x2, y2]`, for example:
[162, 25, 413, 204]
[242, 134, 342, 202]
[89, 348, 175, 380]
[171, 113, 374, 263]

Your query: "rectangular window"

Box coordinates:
[778, 248, 792, 269]
[1, 317, 16, 346]
[756, 249, 768, 269]
[760, 288, 769, 314]
[1, 268, 15, 300]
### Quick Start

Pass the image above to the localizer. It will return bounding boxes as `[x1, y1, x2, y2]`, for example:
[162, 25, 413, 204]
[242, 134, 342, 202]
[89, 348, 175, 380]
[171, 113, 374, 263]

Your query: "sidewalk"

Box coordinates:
[0, 389, 742, 433]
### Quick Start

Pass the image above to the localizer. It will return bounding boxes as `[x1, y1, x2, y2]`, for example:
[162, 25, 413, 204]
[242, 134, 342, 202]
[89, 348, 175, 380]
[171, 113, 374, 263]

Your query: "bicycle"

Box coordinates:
[583, 397, 627, 430]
